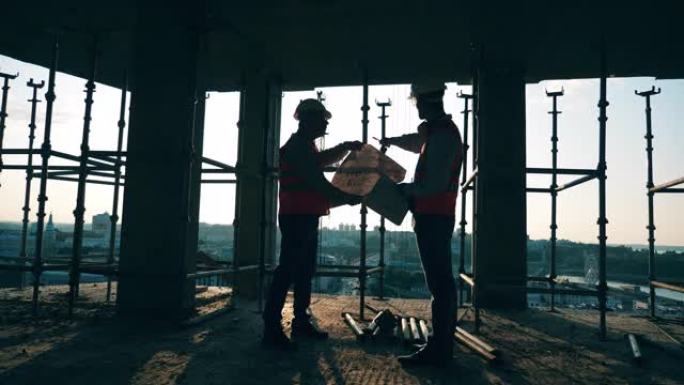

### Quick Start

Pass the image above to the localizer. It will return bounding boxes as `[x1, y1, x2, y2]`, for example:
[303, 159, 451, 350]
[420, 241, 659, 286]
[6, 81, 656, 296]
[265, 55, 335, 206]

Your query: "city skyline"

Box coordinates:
[0, 54, 683, 246]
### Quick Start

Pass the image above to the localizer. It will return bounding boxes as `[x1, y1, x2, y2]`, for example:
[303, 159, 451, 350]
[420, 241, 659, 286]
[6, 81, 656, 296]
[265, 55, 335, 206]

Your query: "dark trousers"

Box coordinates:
[263, 214, 319, 326]
[414, 214, 456, 349]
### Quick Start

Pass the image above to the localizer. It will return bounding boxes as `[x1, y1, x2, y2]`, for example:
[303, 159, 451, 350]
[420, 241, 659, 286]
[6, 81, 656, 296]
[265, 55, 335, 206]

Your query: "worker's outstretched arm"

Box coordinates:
[402, 131, 460, 197]
[284, 138, 359, 206]
[317, 141, 363, 166]
[380, 133, 423, 153]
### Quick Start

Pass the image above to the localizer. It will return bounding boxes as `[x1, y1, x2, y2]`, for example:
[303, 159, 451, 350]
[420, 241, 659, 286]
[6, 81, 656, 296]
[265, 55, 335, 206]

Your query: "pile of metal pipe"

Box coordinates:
[454, 327, 499, 362]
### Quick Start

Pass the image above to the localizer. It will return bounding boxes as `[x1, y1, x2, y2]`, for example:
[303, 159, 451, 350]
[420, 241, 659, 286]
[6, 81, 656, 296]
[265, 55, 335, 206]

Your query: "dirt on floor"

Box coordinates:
[1, 283, 683, 385]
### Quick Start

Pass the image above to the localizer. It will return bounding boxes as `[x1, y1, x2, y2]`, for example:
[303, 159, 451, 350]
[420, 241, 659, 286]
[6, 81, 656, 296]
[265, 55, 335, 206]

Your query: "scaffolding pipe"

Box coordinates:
[359, 70, 369, 320]
[457, 91, 472, 310]
[68, 38, 98, 316]
[651, 280, 684, 293]
[19, 79, 45, 269]
[32, 39, 59, 315]
[555, 174, 597, 192]
[376, 98, 391, 300]
[106, 71, 128, 303]
[547, 88, 563, 311]
[597, 41, 609, 339]
[650, 176, 684, 193]
[526, 167, 596, 175]
[0, 71, 19, 190]
[635, 86, 661, 318]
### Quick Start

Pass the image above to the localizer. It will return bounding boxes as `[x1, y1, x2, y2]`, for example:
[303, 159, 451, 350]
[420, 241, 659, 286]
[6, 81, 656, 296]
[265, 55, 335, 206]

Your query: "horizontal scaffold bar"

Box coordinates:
[89, 150, 127, 157]
[51, 150, 116, 169]
[555, 174, 598, 192]
[526, 187, 552, 193]
[186, 269, 234, 280]
[5, 165, 84, 171]
[651, 280, 684, 293]
[656, 188, 684, 193]
[651, 176, 684, 193]
[486, 283, 599, 297]
[526, 167, 597, 176]
[313, 266, 384, 278]
[35, 170, 123, 179]
[527, 275, 553, 282]
[0, 148, 41, 155]
[526, 287, 599, 296]
[201, 157, 235, 171]
[317, 264, 367, 269]
[41, 175, 119, 186]
[461, 169, 478, 192]
[201, 169, 236, 174]
[201, 179, 236, 184]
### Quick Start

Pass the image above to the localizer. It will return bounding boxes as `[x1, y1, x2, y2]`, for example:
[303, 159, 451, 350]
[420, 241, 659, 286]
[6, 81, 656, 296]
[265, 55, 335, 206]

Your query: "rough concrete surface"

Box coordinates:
[1, 284, 683, 385]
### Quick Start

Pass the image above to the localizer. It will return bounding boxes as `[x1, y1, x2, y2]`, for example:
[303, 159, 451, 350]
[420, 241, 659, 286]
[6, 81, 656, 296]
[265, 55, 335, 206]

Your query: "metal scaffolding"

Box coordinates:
[0, 38, 248, 316]
[458, 47, 610, 338]
[634, 86, 684, 318]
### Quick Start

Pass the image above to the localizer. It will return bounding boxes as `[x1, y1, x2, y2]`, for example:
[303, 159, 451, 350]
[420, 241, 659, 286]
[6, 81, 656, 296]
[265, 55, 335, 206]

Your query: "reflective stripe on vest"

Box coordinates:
[278, 140, 330, 215]
[413, 118, 462, 215]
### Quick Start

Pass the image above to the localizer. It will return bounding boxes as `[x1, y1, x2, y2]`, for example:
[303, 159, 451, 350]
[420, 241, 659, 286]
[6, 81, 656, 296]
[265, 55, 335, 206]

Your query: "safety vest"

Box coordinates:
[278, 137, 330, 216]
[413, 117, 462, 215]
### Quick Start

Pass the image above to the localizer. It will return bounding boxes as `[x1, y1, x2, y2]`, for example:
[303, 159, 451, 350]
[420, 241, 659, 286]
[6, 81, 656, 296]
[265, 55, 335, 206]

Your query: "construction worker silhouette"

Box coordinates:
[380, 82, 463, 366]
[262, 98, 363, 350]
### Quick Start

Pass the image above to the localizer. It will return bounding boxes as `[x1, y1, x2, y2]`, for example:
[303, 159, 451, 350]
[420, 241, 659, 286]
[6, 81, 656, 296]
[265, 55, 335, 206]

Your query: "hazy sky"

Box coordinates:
[1, 54, 683, 246]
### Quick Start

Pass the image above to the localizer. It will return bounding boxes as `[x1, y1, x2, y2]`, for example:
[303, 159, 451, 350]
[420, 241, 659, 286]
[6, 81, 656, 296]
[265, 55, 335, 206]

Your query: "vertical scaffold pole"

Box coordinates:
[359, 70, 369, 320]
[106, 71, 128, 303]
[233, 88, 247, 307]
[471, 54, 482, 332]
[546, 88, 563, 312]
[0, 71, 19, 188]
[20, 79, 44, 269]
[32, 39, 59, 315]
[635, 86, 661, 318]
[375, 99, 391, 301]
[68, 38, 98, 316]
[457, 91, 472, 311]
[597, 41, 609, 339]
[257, 85, 275, 313]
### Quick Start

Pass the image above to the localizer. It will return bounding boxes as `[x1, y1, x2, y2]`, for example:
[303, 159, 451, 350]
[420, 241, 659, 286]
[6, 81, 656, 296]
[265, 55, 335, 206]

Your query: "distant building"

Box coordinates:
[92, 212, 111, 234]
[43, 213, 57, 258]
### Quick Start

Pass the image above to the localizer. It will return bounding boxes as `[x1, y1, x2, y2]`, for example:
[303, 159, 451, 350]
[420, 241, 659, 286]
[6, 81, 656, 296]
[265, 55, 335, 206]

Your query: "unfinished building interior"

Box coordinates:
[0, 2, 683, 384]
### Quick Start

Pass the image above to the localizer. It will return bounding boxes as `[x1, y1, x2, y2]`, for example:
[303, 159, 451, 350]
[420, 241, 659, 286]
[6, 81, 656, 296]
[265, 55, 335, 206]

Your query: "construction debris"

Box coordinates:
[626, 333, 643, 364]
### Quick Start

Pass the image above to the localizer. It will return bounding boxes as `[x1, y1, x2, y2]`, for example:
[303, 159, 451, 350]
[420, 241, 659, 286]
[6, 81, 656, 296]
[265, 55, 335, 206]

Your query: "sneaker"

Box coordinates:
[261, 324, 298, 351]
[292, 319, 329, 340]
[398, 343, 452, 367]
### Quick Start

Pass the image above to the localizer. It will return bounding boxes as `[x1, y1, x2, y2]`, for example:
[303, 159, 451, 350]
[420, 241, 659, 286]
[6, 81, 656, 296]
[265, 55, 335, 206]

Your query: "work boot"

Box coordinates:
[398, 339, 452, 367]
[292, 318, 329, 340]
[261, 323, 298, 351]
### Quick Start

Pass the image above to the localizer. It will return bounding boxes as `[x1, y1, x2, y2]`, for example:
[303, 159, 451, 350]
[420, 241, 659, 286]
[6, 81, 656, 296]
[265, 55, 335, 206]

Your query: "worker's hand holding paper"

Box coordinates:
[331, 144, 409, 225]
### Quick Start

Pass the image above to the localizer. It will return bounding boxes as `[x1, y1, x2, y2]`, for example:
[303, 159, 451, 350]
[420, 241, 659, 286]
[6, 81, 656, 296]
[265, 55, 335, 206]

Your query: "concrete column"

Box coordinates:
[473, 55, 527, 309]
[117, 3, 202, 317]
[234, 68, 281, 298]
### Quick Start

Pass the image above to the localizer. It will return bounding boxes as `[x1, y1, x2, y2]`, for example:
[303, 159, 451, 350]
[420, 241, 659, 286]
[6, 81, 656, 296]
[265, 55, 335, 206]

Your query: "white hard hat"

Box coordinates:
[294, 99, 332, 120]
[409, 81, 447, 98]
